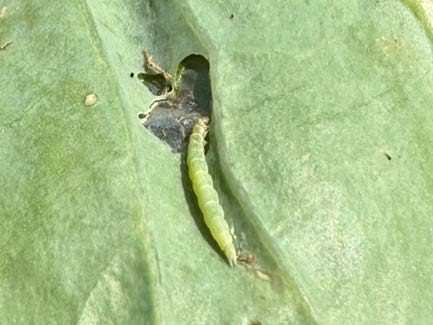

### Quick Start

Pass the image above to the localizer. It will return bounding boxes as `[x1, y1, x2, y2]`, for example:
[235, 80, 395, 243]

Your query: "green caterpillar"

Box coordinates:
[187, 118, 237, 266]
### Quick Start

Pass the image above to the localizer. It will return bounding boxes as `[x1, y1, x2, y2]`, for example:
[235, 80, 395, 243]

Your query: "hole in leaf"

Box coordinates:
[138, 72, 171, 96]
[139, 54, 212, 153]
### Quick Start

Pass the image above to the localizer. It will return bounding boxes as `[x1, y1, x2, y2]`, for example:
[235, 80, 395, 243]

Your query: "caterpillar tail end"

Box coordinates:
[225, 247, 238, 267]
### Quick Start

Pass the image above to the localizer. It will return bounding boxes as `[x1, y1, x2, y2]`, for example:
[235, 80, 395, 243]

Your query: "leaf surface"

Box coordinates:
[1, 0, 433, 323]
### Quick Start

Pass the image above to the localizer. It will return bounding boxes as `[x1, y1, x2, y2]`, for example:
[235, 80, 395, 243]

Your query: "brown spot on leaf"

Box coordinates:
[248, 320, 262, 325]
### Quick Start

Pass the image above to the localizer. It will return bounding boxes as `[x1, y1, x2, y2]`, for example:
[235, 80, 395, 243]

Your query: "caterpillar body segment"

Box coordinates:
[187, 118, 237, 266]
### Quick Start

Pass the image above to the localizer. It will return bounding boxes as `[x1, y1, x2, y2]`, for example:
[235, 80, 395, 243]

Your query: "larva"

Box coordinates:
[187, 118, 237, 266]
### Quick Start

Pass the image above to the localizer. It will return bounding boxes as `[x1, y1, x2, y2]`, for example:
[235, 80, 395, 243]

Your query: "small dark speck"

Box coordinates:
[384, 152, 392, 161]
[130, 72, 135, 78]
[229, 13, 234, 19]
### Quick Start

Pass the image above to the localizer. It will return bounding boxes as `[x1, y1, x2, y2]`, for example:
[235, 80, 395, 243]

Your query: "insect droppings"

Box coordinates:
[0, 7, 7, 19]
[187, 118, 237, 266]
[84, 93, 97, 106]
[0, 40, 12, 51]
[255, 270, 271, 281]
[238, 254, 256, 265]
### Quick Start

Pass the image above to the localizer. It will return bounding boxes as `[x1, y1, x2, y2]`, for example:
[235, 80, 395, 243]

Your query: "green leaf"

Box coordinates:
[1, 0, 433, 324]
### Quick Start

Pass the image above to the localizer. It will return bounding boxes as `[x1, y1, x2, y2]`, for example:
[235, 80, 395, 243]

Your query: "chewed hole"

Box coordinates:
[138, 54, 212, 153]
